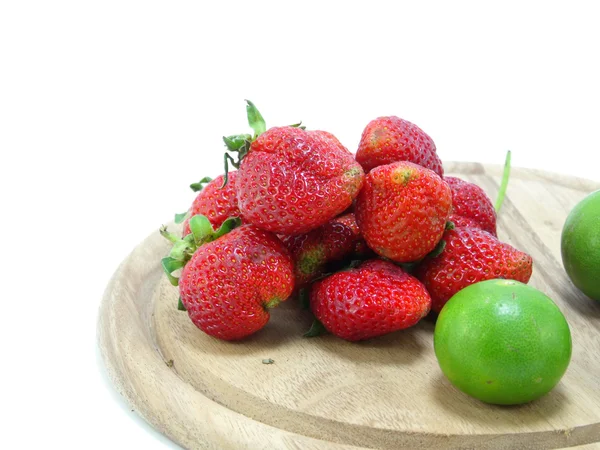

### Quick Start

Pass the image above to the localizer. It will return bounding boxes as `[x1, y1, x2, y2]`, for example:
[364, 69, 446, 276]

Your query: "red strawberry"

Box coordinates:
[161, 217, 294, 340]
[311, 129, 349, 153]
[223, 101, 364, 236]
[415, 226, 533, 314]
[310, 259, 431, 341]
[445, 176, 497, 236]
[446, 215, 482, 231]
[181, 172, 241, 237]
[282, 213, 368, 286]
[355, 161, 452, 262]
[355, 116, 443, 176]
[332, 213, 373, 258]
[237, 126, 364, 235]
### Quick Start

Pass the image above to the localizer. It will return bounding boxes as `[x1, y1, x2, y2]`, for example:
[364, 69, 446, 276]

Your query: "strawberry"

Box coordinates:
[180, 172, 241, 237]
[355, 161, 452, 263]
[332, 213, 373, 258]
[446, 215, 482, 231]
[281, 213, 368, 287]
[310, 259, 431, 341]
[237, 127, 364, 235]
[415, 226, 533, 314]
[355, 116, 443, 176]
[223, 101, 365, 236]
[445, 176, 497, 236]
[161, 216, 294, 340]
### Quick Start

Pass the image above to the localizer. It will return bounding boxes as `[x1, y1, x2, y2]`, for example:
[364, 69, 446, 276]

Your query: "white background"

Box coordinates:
[1, 1, 599, 448]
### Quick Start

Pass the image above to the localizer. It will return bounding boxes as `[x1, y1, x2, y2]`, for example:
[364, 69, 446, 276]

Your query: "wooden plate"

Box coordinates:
[97, 162, 600, 450]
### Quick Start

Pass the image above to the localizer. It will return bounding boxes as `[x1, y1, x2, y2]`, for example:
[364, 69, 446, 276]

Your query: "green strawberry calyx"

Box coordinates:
[419, 221, 455, 260]
[160, 214, 242, 309]
[221, 100, 266, 187]
[428, 238, 447, 259]
[221, 100, 304, 187]
[174, 211, 189, 224]
[190, 176, 213, 193]
[304, 319, 327, 338]
[173, 176, 214, 225]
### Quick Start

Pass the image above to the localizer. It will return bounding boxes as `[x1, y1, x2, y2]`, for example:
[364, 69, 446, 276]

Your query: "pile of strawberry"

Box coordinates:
[161, 102, 533, 341]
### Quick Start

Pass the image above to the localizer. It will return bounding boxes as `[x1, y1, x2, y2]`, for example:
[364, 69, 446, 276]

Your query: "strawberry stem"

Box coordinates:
[222, 153, 240, 188]
[160, 226, 181, 243]
[495, 150, 512, 213]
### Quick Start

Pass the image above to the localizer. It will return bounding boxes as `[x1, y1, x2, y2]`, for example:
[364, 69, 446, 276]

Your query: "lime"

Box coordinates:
[434, 279, 572, 405]
[561, 189, 600, 301]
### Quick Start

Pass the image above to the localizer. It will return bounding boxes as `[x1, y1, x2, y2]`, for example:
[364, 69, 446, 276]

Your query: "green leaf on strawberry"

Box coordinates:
[223, 134, 252, 152]
[190, 176, 213, 192]
[160, 214, 242, 302]
[428, 239, 447, 259]
[245, 99, 266, 137]
[174, 211, 188, 224]
[161, 257, 187, 286]
[298, 287, 310, 310]
[221, 101, 266, 185]
[304, 319, 327, 338]
[188, 215, 215, 243]
[221, 100, 305, 189]
[289, 121, 306, 130]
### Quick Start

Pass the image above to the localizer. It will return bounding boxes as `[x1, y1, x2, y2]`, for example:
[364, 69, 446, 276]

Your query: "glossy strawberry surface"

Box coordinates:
[446, 214, 481, 230]
[310, 260, 431, 341]
[182, 172, 241, 236]
[179, 225, 294, 340]
[445, 176, 497, 236]
[282, 213, 366, 286]
[236, 126, 364, 235]
[355, 161, 452, 262]
[356, 116, 443, 176]
[332, 213, 372, 258]
[415, 227, 533, 313]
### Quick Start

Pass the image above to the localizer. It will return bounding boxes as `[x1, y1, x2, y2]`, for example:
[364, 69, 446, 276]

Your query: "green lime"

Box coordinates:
[434, 279, 572, 405]
[561, 190, 600, 301]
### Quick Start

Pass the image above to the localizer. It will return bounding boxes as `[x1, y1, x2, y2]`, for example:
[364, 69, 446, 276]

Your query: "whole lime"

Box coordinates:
[561, 189, 600, 301]
[434, 279, 572, 405]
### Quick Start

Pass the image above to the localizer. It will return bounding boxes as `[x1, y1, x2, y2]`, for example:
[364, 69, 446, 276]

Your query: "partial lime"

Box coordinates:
[561, 189, 600, 301]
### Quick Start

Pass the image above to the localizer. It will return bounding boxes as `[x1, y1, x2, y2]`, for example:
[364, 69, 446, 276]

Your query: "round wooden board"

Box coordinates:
[98, 162, 600, 450]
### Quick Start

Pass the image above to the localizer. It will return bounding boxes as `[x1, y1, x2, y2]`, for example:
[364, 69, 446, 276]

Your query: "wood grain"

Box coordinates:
[98, 162, 600, 450]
